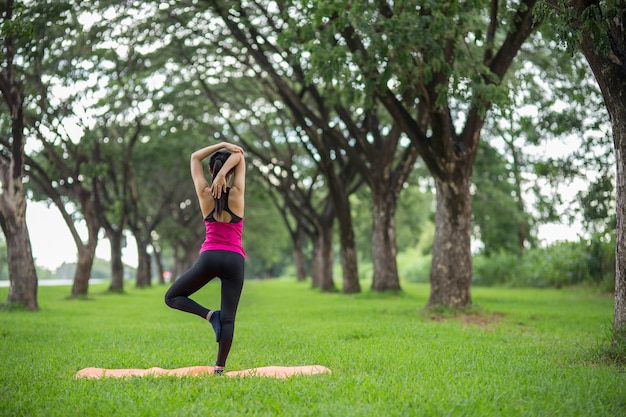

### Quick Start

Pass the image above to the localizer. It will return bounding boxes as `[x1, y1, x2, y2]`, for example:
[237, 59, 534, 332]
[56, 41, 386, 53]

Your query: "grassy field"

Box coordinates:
[1, 278, 625, 417]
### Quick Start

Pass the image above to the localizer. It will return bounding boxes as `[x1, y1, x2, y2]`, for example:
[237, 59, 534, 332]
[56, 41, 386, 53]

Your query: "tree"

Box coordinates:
[26, 141, 102, 297]
[0, 0, 70, 309]
[544, 0, 626, 333]
[302, 0, 538, 306]
[535, 0, 625, 339]
[3, 0, 127, 298]
[90, 121, 140, 290]
[23, 17, 104, 297]
[80, 5, 168, 289]
[245, 131, 341, 290]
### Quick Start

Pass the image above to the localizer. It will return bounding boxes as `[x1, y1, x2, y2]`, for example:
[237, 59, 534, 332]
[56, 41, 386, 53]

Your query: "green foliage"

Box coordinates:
[397, 247, 432, 283]
[577, 172, 616, 234]
[285, 0, 518, 109]
[473, 235, 616, 289]
[356, 247, 432, 285]
[1, 281, 625, 416]
[536, 0, 624, 56]
[481, 25, 613, 245]
[0, 0, 73, 55]
[472, 142, 531, 256]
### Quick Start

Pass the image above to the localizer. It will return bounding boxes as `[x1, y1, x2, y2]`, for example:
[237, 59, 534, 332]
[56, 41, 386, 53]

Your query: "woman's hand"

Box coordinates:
[212, 175, 228, 199]
[223, 143, 244, 154]
[211, 143, 244, 199]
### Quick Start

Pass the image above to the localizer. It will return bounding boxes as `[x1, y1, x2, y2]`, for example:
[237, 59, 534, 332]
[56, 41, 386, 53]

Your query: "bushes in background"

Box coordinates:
[472, 233, 615, 290]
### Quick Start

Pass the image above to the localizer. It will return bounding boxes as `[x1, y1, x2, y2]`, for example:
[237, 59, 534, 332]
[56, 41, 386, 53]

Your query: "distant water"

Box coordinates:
[0, 278, 106, 287]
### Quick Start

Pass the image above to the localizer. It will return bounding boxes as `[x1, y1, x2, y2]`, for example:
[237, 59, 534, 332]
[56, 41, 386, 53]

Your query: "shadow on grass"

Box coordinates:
[421, 304, 507, 328]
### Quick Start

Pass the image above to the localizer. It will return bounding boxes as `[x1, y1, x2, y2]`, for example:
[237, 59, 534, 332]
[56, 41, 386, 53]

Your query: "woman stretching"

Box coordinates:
[165, 141, 246, 375]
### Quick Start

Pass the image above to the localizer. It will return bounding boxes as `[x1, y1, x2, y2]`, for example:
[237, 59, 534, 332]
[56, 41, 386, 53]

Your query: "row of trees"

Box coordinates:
[1, 1, 624, 340]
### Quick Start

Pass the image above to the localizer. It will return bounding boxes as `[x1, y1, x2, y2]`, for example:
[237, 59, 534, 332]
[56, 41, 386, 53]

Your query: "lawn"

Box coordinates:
[1, 279, 625, 416]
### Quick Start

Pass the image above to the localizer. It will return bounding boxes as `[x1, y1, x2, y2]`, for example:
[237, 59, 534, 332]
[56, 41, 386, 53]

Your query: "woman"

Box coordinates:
[165, 141, 246, 375]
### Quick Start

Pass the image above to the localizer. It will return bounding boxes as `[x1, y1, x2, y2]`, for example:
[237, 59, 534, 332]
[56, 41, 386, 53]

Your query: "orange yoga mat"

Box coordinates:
[75, 365, 331, 380]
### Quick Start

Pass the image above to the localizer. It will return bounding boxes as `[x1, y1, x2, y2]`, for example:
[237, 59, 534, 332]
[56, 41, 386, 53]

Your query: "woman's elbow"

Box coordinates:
[234, 152, 245, 165]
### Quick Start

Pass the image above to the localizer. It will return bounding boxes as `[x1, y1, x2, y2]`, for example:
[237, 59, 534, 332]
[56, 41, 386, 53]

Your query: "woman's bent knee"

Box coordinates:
[164, 291, 175, 308]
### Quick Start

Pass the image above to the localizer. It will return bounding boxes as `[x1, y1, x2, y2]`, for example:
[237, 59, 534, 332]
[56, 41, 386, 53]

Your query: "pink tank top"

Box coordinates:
[200, 218, 246, 259]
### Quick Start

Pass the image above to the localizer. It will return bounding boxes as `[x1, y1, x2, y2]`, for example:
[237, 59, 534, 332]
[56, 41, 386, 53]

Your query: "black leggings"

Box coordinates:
[164, 250, 245, 367]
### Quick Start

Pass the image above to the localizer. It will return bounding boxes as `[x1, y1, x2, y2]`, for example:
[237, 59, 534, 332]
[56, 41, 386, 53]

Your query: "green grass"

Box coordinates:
[1, 279, 625, 417]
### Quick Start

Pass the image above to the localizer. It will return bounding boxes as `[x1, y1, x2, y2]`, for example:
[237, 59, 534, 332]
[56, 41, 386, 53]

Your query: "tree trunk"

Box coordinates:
[3, 216, 38, 310]
[324, 158, 361, 293]
[180, 242, 199, 273]
[175, 238, 199, 279]
[136, 252, 152, 287]
[340, 241, 360, 293]
[70, 243, 96, 297]
[310, 221, 335, 291]
[310, 238, 321, 289]
[182, 247, 196, 273]
[107, 229, 124, 292]
[371, 189, 401, 291]
[613, 111, 626, 333]
[293, 225, 307, 281]
[574, 0, 626, 332]
[171, 246, 181, 281]
[0, 9, 38, 310]
[70, 194, 101, 296]
[428, 176, 473, 308]
[507, 138, 530, 255]
[334, 195, 360, 293]
[152, 243, 165, 285]
[135, 238, 152, 288]
[69, 195, 100, 297]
